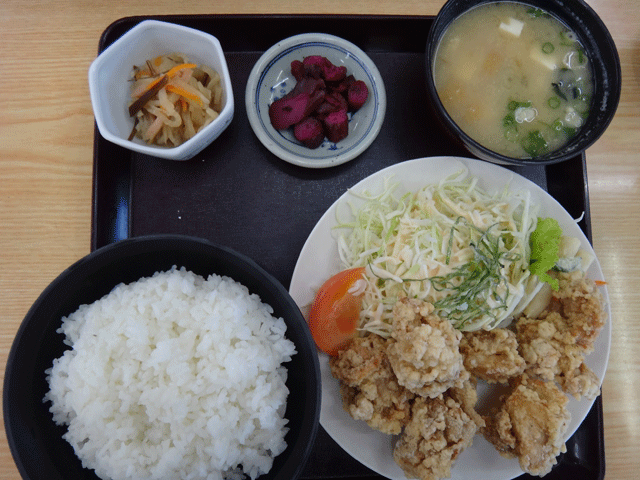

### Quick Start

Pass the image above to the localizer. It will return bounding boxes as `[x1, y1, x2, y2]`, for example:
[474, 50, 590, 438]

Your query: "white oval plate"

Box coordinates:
[245, 33, 386, 168]
[289, 156, 611, 480]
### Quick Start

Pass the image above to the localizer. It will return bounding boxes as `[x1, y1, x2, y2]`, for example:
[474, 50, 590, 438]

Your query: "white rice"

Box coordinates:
[44, 266, 297, 480]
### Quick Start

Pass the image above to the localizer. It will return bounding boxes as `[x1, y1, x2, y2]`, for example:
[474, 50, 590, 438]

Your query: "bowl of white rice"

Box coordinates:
[3, 234, 321, 480]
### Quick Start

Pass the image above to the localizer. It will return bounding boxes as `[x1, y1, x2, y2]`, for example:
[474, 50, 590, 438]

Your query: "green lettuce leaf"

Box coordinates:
[530, 217, 562, 290]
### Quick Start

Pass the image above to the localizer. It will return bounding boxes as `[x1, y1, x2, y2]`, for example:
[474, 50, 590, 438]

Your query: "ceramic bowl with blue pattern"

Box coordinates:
[246, 33, 386, 168]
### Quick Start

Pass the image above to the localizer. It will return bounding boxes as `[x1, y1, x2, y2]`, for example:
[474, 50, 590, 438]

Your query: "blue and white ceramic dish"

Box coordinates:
[245, 33, 386, 169]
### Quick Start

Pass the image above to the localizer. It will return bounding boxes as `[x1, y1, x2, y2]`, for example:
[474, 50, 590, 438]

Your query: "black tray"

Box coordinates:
[91, 14, 605, 480]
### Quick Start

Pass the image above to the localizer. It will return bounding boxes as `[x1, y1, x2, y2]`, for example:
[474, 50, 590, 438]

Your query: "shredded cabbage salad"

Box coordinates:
[335, 169, 547, 335]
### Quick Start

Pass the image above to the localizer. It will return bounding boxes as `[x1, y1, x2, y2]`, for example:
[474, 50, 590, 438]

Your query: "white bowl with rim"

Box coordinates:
[88, 20, 234, 161]
[245, 33, 386, 169]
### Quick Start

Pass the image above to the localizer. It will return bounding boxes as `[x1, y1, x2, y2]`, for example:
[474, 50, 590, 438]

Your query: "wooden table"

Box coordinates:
[1, 1, 638, 478]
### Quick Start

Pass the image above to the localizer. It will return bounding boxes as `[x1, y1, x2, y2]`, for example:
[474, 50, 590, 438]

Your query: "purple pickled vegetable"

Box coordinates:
[294, 117, 324, 149]
[290, 60, 305, 81]
[268, 55, 369, 150]
[347, 80, 369, 111]
[269, 91, 325, 130]
[288, 76, 325, 98]
[323, 109, 349, 143]
[303, 56, 347, 82]
[329, 74, 355, 94]
[315, 92, 349, 118]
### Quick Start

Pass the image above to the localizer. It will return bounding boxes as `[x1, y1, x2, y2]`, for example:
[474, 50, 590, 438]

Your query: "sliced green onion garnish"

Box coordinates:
[542, 42, 555, 54]
[527, 7, 548, 18]
[431, 222, 517, 328]
[503, 113, 517, 128]
[521, 130, 548, 157]
[508, 100, 532, 111]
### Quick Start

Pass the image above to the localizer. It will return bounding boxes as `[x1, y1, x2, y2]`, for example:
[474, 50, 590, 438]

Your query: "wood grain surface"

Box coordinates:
[1, 1, 638, 479]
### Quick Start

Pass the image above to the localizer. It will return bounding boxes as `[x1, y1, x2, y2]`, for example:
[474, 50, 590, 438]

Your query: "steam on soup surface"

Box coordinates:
[433, 2, 593, 159]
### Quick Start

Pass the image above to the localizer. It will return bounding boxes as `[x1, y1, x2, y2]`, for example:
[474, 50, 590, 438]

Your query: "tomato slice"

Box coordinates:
[309, 267, 366, 356]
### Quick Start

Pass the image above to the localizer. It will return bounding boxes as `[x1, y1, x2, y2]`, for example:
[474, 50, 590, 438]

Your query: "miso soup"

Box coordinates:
[433, 2, 593, 159]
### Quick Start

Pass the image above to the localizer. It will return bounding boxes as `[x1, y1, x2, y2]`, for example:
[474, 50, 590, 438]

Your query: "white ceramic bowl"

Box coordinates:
[246, 33, 386, 169]
[88, 20, 234, 161]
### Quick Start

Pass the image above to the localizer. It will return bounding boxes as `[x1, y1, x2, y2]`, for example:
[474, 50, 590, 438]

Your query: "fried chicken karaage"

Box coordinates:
[459, 328, 526, 384]
[394, 379, 484, 480]
[387, 299, 469, 398]
[326, 267, 606, 480]
[481, 374, 571, 476]
[515, 271, 606, 400]
[330, 335, 415, 434]
[330, 299, 480, 479]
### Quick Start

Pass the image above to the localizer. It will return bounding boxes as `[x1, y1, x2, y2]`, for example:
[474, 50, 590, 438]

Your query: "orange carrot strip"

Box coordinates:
[166, 84, 205, 107]
[134, 64, 197, 99]
[165, 63, 197, 78]
[595, 280, 607, 286]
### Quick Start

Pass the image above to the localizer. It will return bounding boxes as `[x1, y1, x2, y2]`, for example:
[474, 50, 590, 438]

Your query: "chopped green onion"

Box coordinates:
[563, 126, 577, 138]
[551, 119, 563, 131]
[503, 113, 517, 128]
[574, 93, 591, 115]
[551, 119, 577, 139]
[505, 128, 519, 142]
[508, 100, 532, 111]
[559, 30, 577, 46]
[527, 7, 548, 18]
[503, 113, 518, 141]
[521, 130, 548, 157]
[578, 48, 585, 64]
[548, 96, 561, 109]
[542, 42, 555, 54]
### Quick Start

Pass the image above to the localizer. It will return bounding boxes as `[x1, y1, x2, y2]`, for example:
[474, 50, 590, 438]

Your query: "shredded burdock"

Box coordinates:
[128, 53, 224, 147]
